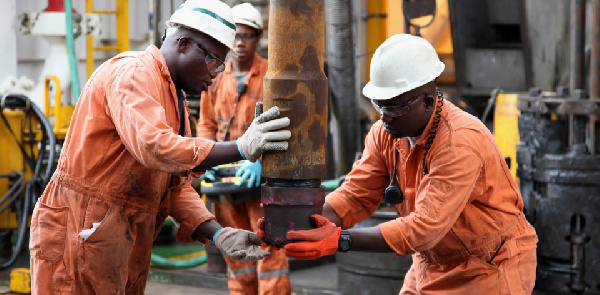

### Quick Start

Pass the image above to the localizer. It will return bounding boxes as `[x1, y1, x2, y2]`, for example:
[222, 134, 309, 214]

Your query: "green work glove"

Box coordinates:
[214, 227, 270, 262]
[199, 166, 219, 182]
[235, 160, 262, 188]
[236, 102, 291, 162]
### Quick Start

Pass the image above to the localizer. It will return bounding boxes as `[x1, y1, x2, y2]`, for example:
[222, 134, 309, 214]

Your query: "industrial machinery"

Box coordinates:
[517, 0, 600, 294]
[518, 88, 599, 294]
[0, 94, 56, 269]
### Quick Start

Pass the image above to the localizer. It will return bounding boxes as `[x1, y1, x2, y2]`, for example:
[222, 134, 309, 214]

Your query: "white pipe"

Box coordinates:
[0, 0, 18, 85]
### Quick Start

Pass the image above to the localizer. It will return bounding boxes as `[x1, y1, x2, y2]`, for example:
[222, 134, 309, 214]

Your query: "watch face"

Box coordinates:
[339, 231, 352, 252]
[339, 240, 351, 251]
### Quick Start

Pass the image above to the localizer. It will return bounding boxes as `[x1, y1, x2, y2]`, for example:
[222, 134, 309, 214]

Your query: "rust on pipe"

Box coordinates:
[262, 185, 325, 247]
[261, 0, 328, 245]
[262, 0, 328, 180]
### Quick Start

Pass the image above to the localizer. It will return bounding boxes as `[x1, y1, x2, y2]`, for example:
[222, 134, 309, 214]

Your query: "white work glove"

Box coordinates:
[214, 227, 270, 261]
[236, 102, 291, 162]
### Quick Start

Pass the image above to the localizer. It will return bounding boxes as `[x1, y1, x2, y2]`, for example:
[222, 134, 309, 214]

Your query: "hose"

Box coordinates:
[0, 94, 57, 269]
[65, 0, 82, 103]
[150, 253, 207, 269]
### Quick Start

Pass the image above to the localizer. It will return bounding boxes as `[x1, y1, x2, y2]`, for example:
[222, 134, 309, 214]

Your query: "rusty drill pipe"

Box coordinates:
[261, 0, 328, 247]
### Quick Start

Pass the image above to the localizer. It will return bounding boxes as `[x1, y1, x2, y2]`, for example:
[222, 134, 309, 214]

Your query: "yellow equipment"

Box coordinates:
[9, 268, 31, 294]
[199, 162, 259, 204]
[493, 92, 521, 182]
[0, 104, 40, 230]
[0, 94, 57, 269]
[86, 0, 130, 78]
[44, 75, 75, 140]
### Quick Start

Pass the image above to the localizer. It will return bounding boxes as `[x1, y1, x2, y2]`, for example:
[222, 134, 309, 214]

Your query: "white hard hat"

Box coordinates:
[363, 34, 445, 100]
[231, 2, 263, 33]
[166, 0, 237, 57]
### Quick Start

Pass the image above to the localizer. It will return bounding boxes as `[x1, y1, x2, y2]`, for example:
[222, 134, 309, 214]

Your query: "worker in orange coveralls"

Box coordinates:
[28, 0, 292, 294]
[259, 34, 539, 295]
[197, 3, 292, 294]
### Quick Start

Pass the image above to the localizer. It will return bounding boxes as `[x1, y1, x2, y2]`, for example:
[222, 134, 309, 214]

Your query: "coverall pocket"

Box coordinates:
[79, 198, 111, 242]
[80, 203, 135, 293]
[502, 234, 538, 295]
[420, 179, 450, 219]
[419, 257, 509, 295]
[29, 201, 74, 291]
[468, 256, 510, 295]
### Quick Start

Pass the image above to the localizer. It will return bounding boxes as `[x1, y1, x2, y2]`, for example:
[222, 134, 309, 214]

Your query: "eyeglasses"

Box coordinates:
[179, 36, 226, 75]
[235, 33, 258, 42]
[371, 93, 426, 118]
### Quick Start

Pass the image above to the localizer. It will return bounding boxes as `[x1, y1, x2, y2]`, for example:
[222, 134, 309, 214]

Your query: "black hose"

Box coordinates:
[0, 178, 32, 269]
[0, 94, 57, 269]
[27, 95, 57, 183]
[0, 173, 24, 212]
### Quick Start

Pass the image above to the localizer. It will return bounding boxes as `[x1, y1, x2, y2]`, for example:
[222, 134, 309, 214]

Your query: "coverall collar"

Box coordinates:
[146, 45, 179, 112]
[224, 52, 263, 79]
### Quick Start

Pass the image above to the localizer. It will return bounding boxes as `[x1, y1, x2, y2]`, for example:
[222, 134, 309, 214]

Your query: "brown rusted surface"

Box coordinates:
[261, 185, 325, 247]
[262, 0, 328, 180]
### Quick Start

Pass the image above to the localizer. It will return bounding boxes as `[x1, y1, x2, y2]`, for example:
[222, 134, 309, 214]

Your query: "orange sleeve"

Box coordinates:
[325, 122, 392, 229]
[168, 183, 216, 244]
[379, 142, 482, 256]
[197, 85, 218, 140]
[106, 59, 215, 173]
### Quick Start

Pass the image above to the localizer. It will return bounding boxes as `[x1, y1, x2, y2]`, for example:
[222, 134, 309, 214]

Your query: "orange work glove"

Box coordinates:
[256, 217, 268, 246]
[256, 217, 283, 249]
[284, 214, 341, 260]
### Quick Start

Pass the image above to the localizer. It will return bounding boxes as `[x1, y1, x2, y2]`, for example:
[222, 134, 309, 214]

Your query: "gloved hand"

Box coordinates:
[255, 217, 282, 249]
[236, 160, 262, 188]
[214, 227, 270, 261]
[284, 214, 341, 260]
[199, 166, 219, 182]
[236, 102, 291, 162]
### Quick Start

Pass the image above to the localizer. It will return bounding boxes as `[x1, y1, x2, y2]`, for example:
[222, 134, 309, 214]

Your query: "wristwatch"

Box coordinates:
[338, 230, 352, 252]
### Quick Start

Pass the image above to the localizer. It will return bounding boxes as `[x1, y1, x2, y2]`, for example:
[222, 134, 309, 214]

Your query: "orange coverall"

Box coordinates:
[326, 98, 538, 295]
[197, 54, 291, 295]
[29, 46, 216, 294]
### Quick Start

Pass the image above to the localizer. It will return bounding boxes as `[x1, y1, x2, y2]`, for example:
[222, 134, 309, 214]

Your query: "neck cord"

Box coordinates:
[422, 89, 444, 175]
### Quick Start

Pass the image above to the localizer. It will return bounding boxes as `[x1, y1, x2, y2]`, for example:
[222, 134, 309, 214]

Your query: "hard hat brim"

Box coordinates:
[235, 19, 262, 31]
[363, 62, 445, 100]
[166, 21, 239, 58]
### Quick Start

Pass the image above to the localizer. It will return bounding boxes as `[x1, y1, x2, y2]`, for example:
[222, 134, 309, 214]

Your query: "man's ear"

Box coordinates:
[177, 36, 191, 53]
[424, 94, 436, 111]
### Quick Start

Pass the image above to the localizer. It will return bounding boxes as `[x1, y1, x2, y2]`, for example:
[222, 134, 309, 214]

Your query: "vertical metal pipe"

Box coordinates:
[568, 214, 588, 294]
[589, 0, 600, 155]
[568, 0, 587, 153]
[325, 0, 359, 176]
[262, 0, 328, 247]
[569, 0, 586, 92]
[591, 0, 600, 99]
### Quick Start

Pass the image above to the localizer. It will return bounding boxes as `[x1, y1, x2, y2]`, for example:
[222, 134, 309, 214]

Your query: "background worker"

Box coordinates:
[28, 1, 291, 294]
[260, 34, 538, 294]
[197, 3, 292, 294]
